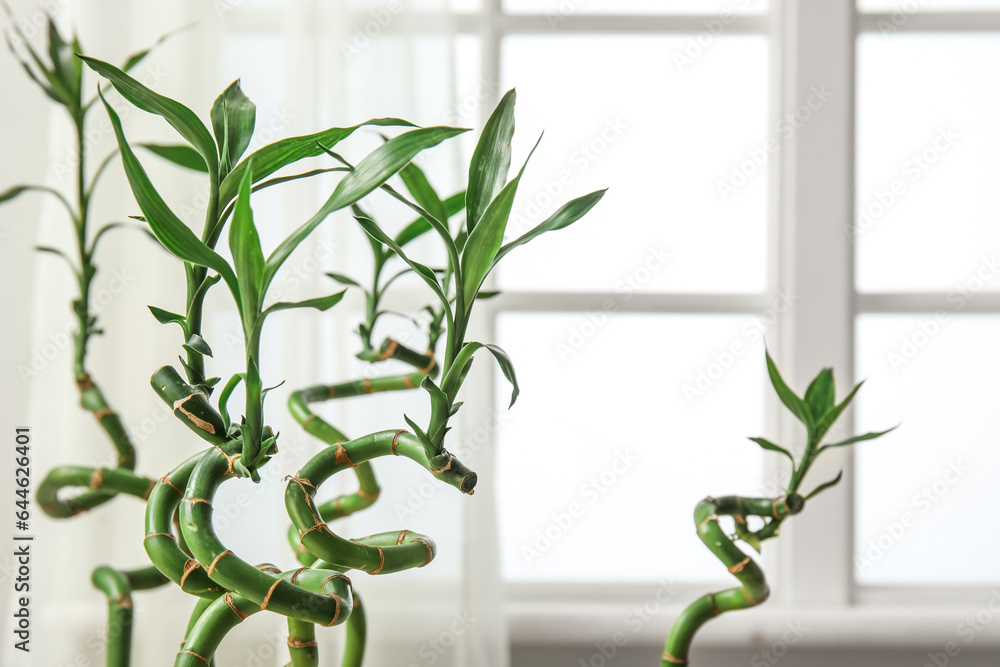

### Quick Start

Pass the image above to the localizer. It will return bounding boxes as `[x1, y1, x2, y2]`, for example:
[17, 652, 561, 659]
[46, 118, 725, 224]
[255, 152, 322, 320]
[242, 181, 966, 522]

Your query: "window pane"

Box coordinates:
[496, 314, 766, 582]
[499, 36, 769, 293]
[855, 315, 1000, 585]
[856, 35, 1000, 292]
[505, 0, 766, 14]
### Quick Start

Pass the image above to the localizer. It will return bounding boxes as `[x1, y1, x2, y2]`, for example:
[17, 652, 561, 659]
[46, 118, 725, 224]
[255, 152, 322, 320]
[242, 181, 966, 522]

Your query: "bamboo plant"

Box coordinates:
[76, 44, 606, 664]
[285, 164, 465, 570]
[0, 13, 191, 665]
[662, 351, 896, 666]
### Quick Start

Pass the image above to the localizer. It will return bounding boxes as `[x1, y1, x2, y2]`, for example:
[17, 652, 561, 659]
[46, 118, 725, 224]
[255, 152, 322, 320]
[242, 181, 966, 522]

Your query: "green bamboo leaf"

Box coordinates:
[748, 437, 795, 465]
[97, 90, 240, 307]
[218, 373, 244, 432]
[242, 356, 263, 469]
[326, 272, 360, 288]
[491, 189, 606, 269]
[46, 18, 78, 103]
[395, 191, 466, 247]
[211, 80, 256, 175]
[820, 425, 898, 452]
[139, 143, 208, 172]
[183, 333, 213, 358]
[148, 305, 186, 330]
[461, 134, 541, 311]
[217, 117, 418, 209]
[80, 55, 219, 176]
[461, 342, 519, 407]
[89, 222, 156, 254]
[467, 88, 516, 231]
[262, 125, 467, 293]
[805, 469, 843, 501]
[815, 380, 865, 438]
[35, 245, 78, 274]
[264, 289, 346, 316]
[120, 23, 192, 72]
[230, 163, 265, 323]
[399, 161, 448, 227]
[354, 215, 449, 311]
[0, 184, 76, 221]
[403, 414, 433, 453]
[804, 368, 835, 421]
[765, 349, 813, 428]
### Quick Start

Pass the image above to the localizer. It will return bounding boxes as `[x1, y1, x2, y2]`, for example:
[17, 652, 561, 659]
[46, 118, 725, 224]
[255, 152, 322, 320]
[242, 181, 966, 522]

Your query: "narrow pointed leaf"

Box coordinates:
[0, 184, 75, 220]
[183, 333, 213, 358]
[765, 349, 813, 428]
[264, 289, 346, 316]
[491, 189, 606, 269]
[821, 425, 898, 452]
[399, 161, 447, 227]
[748, 437, 794, 465]
[139, 143, 208, 172]
[460, 342, 519, 407]
[326, 272, 360, 288]
[461, 134, 541, 311]
[395, 191, 466, 247]
[97, 90, 240, 305]
[230, 163, 265, 322]
[804, 368, 835, 421]
[805, 470, 844, 501]
[262, 126, 466, 292]
[467, 88, 516, 231]
[211, 80, 256, 174]
[121, 23, 192, 72]
[148, 305, 186, 328]
[218, 118, 418, 209]
[80, 55, 219, 175]
[35, 245, 77, 274]
[815, 380, 865, 438]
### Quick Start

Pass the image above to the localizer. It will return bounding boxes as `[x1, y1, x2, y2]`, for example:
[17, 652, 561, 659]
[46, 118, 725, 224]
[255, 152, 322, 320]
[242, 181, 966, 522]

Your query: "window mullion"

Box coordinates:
[775, 0, 857, 607]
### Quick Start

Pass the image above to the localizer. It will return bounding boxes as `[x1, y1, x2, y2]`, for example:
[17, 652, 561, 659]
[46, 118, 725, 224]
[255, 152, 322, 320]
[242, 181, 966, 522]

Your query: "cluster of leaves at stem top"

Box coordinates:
[661, 351, 897, 666]
[76, 31, 605, 664]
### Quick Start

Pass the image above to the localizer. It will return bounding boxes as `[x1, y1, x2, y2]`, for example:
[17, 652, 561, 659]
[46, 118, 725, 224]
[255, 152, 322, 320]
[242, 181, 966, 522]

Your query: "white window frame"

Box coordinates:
[222, 0, 1000, 650]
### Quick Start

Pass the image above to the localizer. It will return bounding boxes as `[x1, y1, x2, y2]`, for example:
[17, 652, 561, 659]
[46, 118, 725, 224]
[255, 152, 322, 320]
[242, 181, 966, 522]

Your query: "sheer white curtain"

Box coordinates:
[1, 0, 507, 665]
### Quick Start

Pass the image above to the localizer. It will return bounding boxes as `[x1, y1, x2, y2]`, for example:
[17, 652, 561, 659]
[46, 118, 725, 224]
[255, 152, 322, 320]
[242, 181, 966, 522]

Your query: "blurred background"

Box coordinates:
[1, 0, 999, 665]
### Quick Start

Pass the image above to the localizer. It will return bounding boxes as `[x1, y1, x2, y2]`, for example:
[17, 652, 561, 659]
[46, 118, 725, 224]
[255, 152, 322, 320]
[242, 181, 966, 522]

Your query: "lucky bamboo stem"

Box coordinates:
[662, 494, 804, 665]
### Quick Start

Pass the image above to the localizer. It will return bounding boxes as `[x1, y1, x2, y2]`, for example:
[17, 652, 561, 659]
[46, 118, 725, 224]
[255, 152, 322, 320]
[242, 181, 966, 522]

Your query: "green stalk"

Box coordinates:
[284, 430, 475, 574]
[663, 494, 804, 665]
[91, 566, 169, 667]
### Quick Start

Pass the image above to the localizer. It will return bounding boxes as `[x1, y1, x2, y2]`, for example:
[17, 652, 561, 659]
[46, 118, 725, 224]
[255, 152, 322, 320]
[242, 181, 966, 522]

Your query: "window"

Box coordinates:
[216, 0, 997, 649]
